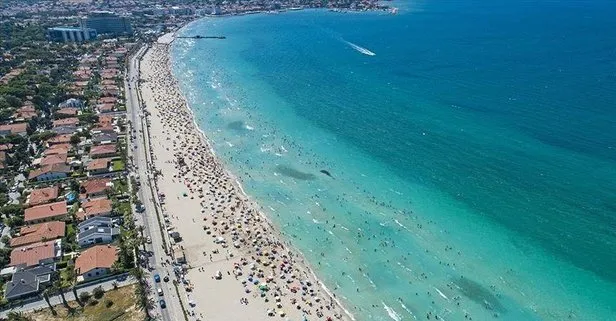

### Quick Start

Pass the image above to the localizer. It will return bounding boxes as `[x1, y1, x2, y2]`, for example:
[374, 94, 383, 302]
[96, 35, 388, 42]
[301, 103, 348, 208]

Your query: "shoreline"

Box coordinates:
[138, 34, 355, 321]
[172, 43, 357, 321]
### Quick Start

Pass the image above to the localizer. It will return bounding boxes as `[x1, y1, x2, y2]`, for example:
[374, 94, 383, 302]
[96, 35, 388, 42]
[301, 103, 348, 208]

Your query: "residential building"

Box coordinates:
[56, 108, 79, 117]
[10, 221, 65, 247]
[28, 164, 71, 182]
[58, 98, 84, 109]
[4, 265, 55, 301]
[40, 153, 67, 167]
[90, 144, 117, 158]
[92, 132, 118, 145]
[80, 178, 113, 198]
[43, 143, 71, 156]
[24, 201, 69, 224]
[80, 11, 132, 35]
[52, 125, 78, 135]
[78, 198, 112, 220]
[47, 27, 97, 43]
[52, 117, 79, 127]
[0, 123, 28, 137]
[86, 158, 111, 176]
[47, 134, 73, 145]
[77, 216, 113, 233]
[77, 224, 119, 248]
[91, 125, 115, 134]
[74, 245, 118, 280]
[13, 106, 37, 122]
[10, 240, 62, 268]
[27, 185, 60, 206]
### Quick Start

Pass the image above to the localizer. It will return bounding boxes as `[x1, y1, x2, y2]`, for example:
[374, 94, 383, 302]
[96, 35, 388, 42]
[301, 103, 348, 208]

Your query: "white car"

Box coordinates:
[157, 288, 163, 296]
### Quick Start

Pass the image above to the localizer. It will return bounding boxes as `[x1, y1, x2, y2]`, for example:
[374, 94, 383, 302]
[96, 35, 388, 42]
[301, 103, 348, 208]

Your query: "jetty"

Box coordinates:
[177, 35, 226, 39]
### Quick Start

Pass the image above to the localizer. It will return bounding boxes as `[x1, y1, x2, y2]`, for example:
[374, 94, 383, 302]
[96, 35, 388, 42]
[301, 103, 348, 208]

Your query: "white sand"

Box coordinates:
[137, 37, 353, 321]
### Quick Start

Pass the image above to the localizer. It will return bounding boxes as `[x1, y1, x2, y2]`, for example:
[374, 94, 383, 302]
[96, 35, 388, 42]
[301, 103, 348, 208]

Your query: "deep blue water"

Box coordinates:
[172, 1, 616, 320]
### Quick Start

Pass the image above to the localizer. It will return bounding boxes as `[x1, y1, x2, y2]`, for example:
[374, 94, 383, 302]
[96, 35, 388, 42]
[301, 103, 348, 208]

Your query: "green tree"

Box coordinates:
[78, 291, 91, 304]
[5, 216, 24, 228]
[70, 134, 81, 145]
[0, 204, 24, 217]
[92, 285, 104, 299]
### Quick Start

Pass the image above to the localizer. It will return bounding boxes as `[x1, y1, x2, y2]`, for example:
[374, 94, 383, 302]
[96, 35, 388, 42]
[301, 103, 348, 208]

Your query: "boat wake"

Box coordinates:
[344, 40, 376, 56]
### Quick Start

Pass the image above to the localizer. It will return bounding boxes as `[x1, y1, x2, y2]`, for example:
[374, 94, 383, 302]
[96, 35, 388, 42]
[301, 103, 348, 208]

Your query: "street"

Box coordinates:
[125, 44, 189, 321]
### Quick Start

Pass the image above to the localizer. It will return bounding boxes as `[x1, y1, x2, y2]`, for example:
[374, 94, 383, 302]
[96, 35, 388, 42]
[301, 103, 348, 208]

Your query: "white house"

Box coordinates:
[75, 245, 118, 281]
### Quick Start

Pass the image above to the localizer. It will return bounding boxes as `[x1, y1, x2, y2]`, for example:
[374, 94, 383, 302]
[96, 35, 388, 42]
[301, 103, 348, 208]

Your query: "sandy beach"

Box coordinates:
[136, 34, 353, 321]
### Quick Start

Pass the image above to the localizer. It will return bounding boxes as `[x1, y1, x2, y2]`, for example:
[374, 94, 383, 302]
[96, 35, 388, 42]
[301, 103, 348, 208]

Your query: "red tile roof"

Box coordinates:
[97, 97, 117, 104]
[10, 221, 65, 247]
[97, 115, 114, 127]
[28, 186, 60, 206]
[24, 201, 68, 223]
[47, 134, 73, 145]
[90, 144, 116, 156]
[75, 245, 118, 275]
[0, 123, 27, 134]
[87, 158, 111, 171]
[40, 153, 67, 166]
[52, 117, 79, 127]
[10, 240, 58, 267]
[78, 198, 112, 220]
[81, 178, 112, 196]
[97, 103, 114, 112]
[43, 143, 71, 156]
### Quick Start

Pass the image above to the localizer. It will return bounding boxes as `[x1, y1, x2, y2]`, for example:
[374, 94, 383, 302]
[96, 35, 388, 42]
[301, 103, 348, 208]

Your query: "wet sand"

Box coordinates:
[137, 34, 353, 321]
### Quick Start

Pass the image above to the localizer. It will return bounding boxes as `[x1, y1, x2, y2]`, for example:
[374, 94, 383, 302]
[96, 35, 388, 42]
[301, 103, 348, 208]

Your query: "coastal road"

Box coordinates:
[0, 275, 135, 318]
[125, 44, 188, 321]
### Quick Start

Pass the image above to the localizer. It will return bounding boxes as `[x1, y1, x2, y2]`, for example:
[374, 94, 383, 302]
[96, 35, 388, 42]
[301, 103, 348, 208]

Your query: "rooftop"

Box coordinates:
[24, 200, 68, 223]
[80, 178, 112, 195]
[40, 153, 67, 167]
[87, 158, 111, 171]
[49, 26, 93, 32]
[10, 221, 65, 247]
[27, 185, 60, 206]
[75, 245, 118, 275]
[10, 240, 60, 267]
[28, 163, 71, 180]
[90, 144, 116, 156]
[79, 198, 112, 220]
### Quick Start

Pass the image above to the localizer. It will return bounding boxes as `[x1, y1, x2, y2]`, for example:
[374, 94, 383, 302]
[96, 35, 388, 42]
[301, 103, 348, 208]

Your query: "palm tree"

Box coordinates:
[65, 268, 84, 307]
[42, 288, 57, 315]
[134, 281, 153, 320]
[54, 280, 72, 312]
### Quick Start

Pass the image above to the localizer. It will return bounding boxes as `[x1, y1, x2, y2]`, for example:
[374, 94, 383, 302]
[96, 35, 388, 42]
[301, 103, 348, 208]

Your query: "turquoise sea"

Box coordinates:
[171, 1, 616, 320]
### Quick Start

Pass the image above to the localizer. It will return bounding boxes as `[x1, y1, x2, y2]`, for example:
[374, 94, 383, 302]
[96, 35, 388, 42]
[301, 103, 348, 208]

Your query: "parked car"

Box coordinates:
[157, 288, 163, 296]
[154, 274, 160, 283]
[159, 299, 166, 309]
[146, 236, 152, 244]
[163, 275, 170, 282]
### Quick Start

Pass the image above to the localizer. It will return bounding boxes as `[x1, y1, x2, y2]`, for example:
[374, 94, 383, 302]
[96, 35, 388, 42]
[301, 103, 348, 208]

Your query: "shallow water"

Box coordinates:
[171, 1, 616, 320]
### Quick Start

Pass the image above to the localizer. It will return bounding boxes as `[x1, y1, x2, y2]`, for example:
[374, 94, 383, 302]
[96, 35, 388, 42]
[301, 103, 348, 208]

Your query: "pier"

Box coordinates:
[176, 35, 226, 39]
